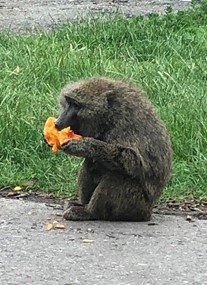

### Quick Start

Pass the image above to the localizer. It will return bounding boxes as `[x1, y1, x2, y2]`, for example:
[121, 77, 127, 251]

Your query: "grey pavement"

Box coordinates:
[0, 0, 193, 33]
[0, 1, 206, 285]
[0, 198, 207, 285]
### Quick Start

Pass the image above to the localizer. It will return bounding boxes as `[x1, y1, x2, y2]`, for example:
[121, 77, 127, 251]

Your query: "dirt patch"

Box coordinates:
[0, 186, 65, 206]
[153, 198, 207, 220]
[0, 0, 195, 34]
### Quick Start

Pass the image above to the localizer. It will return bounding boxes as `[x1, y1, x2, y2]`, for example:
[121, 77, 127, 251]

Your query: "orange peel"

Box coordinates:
[43, 117, 82, 153]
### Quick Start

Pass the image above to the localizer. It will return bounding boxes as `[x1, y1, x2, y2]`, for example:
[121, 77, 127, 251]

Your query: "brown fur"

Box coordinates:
[56, 76, 172, 221]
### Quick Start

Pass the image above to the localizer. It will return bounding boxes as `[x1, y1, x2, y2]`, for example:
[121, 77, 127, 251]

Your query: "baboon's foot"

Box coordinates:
[63, 206, 92, 221]
[63, 199, 82, 211]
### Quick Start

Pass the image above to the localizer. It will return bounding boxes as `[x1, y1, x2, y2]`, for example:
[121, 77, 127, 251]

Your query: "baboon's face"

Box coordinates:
[55, 87, 110, 138]
[55, 96, 81, 134]
[55, 77, 125, 137]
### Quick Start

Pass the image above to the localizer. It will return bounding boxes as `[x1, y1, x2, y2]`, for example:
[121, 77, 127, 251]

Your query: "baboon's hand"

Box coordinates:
[42, 133, 52, 148]
[61, 138, 94, 157]
[61, 137, 147, 182]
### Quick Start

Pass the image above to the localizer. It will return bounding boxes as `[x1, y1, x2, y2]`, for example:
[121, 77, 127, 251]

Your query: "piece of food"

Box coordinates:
[43, 117, 82, 152]
[46, 221, 66, 231]
[13, 186, 22, 191]
[54, 223, 65, 229]
[47, 223, 53, 231]
[81, 239, 94, 244]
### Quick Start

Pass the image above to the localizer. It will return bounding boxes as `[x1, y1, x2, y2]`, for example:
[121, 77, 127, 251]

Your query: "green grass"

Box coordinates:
[0, 3, 207, 199]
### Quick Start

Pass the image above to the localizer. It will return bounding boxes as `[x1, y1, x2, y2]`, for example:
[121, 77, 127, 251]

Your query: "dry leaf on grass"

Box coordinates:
[13, 186, 22, 191]
[15, 66, 21, 74]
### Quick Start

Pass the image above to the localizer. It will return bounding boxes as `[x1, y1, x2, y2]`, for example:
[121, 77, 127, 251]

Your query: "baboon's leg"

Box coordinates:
[63, 174, 152, 221]
[87, 175, 152, 221]
[63, 159, 101, 215]
[63, 162, 95, 210]
[63, 204, 92, 221]
[77, 159, 101, 205]
[63, 198, 82, 212]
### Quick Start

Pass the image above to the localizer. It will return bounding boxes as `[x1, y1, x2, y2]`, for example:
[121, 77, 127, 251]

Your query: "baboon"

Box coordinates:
[53, 76, 172, 221]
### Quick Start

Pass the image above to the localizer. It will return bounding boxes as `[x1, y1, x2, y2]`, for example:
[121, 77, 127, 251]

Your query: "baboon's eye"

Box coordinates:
[65, 96, 71, 105]
[72, 100, 80, 108]
[65, 96, 82, 111]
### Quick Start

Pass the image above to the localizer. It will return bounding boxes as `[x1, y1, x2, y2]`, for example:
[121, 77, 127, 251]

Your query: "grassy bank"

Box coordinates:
[0, 3, 207, 199]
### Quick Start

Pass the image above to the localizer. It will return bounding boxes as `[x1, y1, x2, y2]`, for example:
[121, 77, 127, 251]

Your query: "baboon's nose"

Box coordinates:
[55, 121, 62, 131]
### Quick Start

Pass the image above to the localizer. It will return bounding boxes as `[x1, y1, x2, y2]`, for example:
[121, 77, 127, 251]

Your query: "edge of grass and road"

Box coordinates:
[0, 2, 207, 202]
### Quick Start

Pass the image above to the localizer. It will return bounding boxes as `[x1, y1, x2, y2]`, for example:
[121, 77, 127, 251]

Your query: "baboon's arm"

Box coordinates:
[61, 138, 147, 180]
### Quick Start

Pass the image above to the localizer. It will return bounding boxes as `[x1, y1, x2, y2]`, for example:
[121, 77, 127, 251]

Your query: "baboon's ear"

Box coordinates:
[65, 96, 80, 106]
[105, 90, 116, 106]
[65, 96, 70, 104]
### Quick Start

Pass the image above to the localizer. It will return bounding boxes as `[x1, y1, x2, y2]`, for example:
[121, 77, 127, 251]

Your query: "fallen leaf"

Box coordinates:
[13, 186, 22, 191]
[54, 223, 65, 229]
[16, 193, 29, 198]
[7, 191, 19, 196]
[15, 66, 21, 74]
[47, 223, 53, 231]
[46, 221, 66, 231]
[186, 215, 194, 222]
[81, 239, 94, 244]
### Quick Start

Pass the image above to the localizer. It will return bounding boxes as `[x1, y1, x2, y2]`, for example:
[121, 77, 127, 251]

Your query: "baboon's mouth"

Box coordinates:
[71, 126, 82, 136]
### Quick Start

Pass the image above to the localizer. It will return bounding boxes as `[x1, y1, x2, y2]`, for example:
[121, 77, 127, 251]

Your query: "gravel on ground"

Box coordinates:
[0, 0, 194, 33]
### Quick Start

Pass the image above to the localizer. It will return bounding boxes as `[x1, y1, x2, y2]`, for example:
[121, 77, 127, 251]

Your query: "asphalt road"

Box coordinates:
[0, 198, 207, 285]
[0, 0, 193, 33]
[1, 1, 206, 284]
